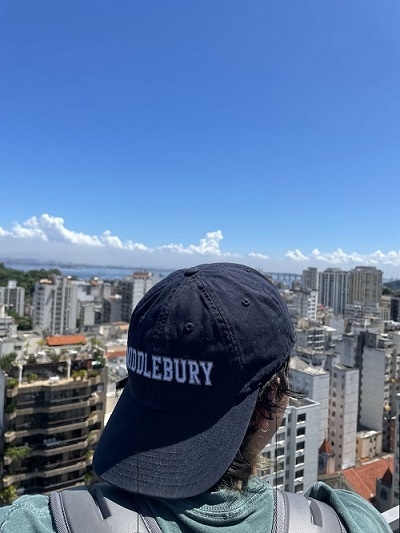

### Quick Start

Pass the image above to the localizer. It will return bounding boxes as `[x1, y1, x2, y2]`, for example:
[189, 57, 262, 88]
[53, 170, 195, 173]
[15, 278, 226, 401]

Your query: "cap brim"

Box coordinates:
[93, 384, 259, 498]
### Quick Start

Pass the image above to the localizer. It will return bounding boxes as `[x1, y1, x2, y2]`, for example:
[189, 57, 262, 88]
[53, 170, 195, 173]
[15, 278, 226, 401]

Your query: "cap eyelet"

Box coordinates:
[139, 316, 145, 323]
[242, 298, 250, 307]
[185, 322, 194, 333]
[245, 267, 251, 272]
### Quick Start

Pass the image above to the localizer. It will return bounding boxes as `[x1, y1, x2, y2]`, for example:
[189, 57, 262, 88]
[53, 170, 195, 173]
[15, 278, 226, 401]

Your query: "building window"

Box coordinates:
[297, 413, 306, 423]
[296, 427, 306, 437]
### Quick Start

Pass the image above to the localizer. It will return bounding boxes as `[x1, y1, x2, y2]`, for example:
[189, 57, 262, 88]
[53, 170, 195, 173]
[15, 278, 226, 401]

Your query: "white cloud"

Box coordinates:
[285, 249, 309, 261]
[0, 215, 231, 267]
[1, 214, 400, 277]
[248, 252, 269, 260]
[158, 230, 230, 256]
[284, 247, 400, 270]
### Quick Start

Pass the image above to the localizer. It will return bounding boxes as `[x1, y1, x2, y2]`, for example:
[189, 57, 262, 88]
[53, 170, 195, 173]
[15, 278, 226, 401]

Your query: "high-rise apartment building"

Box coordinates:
[259, 397, 319, 493]
[347, 266, 383, 308]
[318, 269, 348, 316]
[335, 334, 357, 367]
[32, 276, 80, 335]
[329, 363, 359, 471]
[289, 357, 330, 446]
[0, 281, 25, 317]
[102, 295, 122, 324]
[302, 267, 319, 291]
[120, 272, 156, 322]
[0, 355, 107, 496]
[359, 333, 400, 452]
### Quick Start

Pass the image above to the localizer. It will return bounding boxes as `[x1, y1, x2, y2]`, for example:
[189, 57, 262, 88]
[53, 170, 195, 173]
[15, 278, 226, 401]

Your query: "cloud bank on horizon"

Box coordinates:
[1, 214, 399, 277]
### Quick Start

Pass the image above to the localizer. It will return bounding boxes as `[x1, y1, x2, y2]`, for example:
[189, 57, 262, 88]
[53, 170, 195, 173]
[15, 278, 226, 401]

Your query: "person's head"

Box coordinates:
[93, 263, 296, 498]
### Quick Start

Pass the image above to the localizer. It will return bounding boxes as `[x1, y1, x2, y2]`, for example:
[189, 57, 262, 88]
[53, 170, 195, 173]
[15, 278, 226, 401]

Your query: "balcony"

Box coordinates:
[31, 438, 89, 457]
[2, 460, 87, 485]
[15, 398, 91, 415]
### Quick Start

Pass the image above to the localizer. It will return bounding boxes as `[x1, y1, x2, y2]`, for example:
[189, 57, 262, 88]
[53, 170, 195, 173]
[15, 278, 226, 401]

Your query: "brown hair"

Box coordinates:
[212, 358, 304, 492]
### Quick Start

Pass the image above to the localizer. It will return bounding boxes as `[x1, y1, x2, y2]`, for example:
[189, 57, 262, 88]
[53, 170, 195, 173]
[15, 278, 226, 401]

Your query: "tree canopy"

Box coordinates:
[0, 263, 61, 302]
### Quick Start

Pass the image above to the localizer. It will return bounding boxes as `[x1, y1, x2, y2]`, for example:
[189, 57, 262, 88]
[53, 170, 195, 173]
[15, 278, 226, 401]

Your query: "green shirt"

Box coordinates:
[0, 478, 392, 533]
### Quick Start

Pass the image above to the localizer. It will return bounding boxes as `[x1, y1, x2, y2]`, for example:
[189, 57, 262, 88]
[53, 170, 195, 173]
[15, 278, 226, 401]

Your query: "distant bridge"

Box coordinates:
[265, 272, 302, 282]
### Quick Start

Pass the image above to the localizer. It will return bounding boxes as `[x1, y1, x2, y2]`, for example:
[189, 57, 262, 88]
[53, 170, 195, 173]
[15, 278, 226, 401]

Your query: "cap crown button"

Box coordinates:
[184, 267, 199, 276]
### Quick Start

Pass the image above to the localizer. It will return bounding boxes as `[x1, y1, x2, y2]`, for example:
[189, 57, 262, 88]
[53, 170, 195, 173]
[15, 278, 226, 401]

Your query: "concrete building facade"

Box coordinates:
[329, 364, 359, 471]
[32, 277, 80, 335]
[0, 281, 25, 317]
[120, 272, 156, 322]
[259, 397, 319, 493]
[348, 266, 383, 307]
[318, 269, 348, 316]
[0, 355, 107, 496]
[359, 333, 400, 452]
[289, 357, 330, 446]
[302, 267, 319, 291]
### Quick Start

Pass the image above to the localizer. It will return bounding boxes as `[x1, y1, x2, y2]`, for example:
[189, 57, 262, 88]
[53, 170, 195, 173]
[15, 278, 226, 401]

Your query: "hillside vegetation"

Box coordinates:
[0, 263, 61, 302]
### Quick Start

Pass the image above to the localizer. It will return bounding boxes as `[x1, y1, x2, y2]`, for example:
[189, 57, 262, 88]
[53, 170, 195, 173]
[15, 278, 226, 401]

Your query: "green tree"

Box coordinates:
[4, 445, 32, 461]
[0, 352, 17, 374]
[6, 310, 32, 331]
[0, 485, 17, 506]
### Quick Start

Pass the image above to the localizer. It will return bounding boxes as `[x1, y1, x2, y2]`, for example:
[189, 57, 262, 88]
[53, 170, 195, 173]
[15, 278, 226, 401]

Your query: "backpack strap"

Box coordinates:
[274, 489, 347, 533]
[49, 483, 162, 533]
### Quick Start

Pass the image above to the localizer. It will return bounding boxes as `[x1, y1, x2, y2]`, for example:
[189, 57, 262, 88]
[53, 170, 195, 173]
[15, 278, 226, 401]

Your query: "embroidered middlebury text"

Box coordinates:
[127, 347, 214, 386]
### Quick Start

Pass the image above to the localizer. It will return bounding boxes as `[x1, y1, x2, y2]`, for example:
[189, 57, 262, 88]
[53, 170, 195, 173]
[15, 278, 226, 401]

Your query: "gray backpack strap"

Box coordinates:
[274, 489, 347, 533]
[49, 483, 162, 533]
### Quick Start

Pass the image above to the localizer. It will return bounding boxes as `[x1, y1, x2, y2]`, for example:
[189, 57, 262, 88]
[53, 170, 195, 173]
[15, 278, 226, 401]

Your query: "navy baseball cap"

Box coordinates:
[93, 263, 295, 498]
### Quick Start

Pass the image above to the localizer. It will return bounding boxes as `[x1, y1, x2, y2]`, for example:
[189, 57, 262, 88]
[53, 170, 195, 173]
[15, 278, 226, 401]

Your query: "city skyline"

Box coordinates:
[1, 213, 400, 279]
[1, 2, 399, 277]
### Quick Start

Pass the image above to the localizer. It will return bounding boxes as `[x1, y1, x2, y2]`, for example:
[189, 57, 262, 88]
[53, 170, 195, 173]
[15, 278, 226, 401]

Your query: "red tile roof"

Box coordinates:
[46, 335, 87, 347]
[342, 456, 394, 501]
[106, 348, 126, 359]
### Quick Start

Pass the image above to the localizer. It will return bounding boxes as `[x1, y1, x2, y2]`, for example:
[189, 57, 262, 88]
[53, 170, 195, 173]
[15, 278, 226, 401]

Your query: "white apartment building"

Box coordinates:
[289, 357, 330, 446]
[0, 280, 25, 316]
[318, 269, 348, 316]
[287, 290, 318, 322]
[295, 324, 325, 352]
[32, 276, 80, 335]
[329, 364, 359, 471]
[120, 272, 156, 322]
[334, 334, 357, 367]
[359, 334, 400, 452]
[259, 397, 319, 493]
[0, 302, 17, 338]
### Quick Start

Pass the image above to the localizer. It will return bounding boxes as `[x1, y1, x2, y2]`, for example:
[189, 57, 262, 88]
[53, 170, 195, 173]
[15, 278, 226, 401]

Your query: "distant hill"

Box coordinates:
[383, 279, 400, 294]
[0, 262, 62, 301]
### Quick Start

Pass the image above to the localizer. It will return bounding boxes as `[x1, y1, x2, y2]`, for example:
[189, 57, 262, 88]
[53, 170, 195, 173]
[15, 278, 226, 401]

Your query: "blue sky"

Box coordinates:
[1, 1, 399, 277]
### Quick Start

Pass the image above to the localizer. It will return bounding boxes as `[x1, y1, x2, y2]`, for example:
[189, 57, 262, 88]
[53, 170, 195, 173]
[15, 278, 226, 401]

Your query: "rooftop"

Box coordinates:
[46, 335, 87, 346]
[342, 455, 394, 502]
